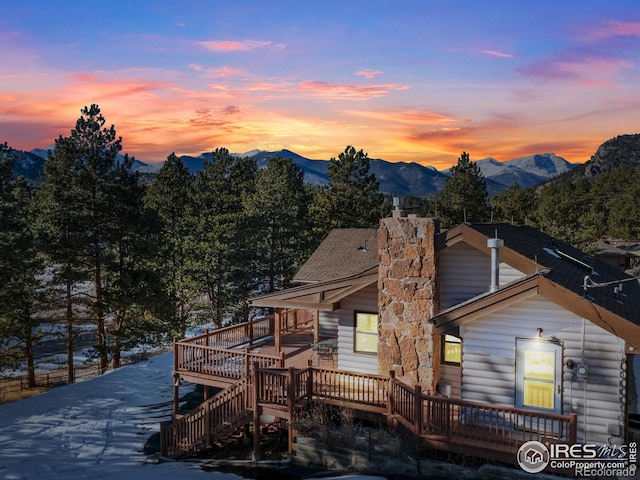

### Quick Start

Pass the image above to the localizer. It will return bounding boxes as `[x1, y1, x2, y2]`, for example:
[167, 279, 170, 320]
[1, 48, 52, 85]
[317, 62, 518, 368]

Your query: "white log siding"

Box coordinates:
[461, 295, 626, 445]
[322, 283, 378, 375]
[440, 364, 462, 398]
[438, 242, 524, 310]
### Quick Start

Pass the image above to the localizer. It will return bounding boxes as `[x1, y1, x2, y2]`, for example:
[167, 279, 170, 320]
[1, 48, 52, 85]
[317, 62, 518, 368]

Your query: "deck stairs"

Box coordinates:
[162, 377, 254, 458]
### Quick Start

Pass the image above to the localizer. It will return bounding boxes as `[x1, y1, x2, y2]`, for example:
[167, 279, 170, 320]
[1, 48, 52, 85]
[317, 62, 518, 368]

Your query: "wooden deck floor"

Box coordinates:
[249, 326, 337, 370]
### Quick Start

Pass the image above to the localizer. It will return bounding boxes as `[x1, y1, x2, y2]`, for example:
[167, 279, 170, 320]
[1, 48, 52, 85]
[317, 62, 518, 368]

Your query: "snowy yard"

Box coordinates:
[0, 351, 386, 480]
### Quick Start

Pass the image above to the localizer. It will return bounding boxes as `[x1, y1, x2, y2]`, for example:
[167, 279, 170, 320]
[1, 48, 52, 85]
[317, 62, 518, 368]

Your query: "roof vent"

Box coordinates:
[487, 234, 504, 293]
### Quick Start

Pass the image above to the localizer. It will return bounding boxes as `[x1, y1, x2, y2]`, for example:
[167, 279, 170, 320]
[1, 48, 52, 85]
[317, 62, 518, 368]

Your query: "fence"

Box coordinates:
[0, 351, 158, 404]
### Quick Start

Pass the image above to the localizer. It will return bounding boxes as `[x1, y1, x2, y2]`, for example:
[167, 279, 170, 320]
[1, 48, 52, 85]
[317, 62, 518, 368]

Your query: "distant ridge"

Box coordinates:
[9, 144, 581, 196]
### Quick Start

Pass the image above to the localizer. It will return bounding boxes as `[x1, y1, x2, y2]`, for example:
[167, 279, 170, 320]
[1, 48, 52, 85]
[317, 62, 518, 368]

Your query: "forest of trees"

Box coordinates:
[1, 105, 637, 384]
[0, 106, 390, 383]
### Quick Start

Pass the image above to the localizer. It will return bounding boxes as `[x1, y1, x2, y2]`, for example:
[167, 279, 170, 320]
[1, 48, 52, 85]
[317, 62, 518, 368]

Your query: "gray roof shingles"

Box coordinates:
[467, 223, 640, 326]
[293, 228, 378, 283]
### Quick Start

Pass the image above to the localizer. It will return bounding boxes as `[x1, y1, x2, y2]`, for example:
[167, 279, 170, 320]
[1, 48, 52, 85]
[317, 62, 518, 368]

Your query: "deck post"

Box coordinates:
[314, 310, 320, 342]
[173, 336, 179, 415]
[245, 348, 250, 377]
[274, 308, 282, 354]
[388, 371, 395, 416]
[287, 367, 296, 455]
[568, 412, 578, 444]
[205, 328, 209, 347]
[307, 367, 314, 402]
[249, 319, 254, 346]
[252, 361, 262, 460]
[414, 384, 422, 436]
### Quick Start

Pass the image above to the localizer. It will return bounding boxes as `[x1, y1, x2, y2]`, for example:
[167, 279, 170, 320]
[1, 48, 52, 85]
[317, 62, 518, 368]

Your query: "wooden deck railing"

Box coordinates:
[175, 343, 285, 381]
[310, 368, 389, 409]
[180, 315, 275, 350]
[179, 309, 311, 350]
[162, 362, 577, 464]
[388, 378, 578, 447]
[161, 377, 253, 458]
[175, 309, 312, 381]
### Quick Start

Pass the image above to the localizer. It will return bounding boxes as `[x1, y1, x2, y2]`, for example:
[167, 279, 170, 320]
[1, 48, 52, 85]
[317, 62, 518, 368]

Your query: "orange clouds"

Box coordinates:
[297, 80, 409, 99]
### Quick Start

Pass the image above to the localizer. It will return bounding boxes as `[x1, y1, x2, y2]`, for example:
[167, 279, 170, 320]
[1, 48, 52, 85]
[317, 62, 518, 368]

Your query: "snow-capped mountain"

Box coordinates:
[8, 145, 578, 197]
[475, 153, 575, 188]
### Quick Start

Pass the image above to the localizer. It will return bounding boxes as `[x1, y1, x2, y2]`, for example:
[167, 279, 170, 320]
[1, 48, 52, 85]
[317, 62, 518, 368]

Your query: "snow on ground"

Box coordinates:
[0, 351, 386, 480]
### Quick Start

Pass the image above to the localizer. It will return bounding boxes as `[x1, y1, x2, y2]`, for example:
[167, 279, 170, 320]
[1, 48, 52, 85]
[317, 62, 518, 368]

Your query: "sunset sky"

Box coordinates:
[1, 1, 639, 169]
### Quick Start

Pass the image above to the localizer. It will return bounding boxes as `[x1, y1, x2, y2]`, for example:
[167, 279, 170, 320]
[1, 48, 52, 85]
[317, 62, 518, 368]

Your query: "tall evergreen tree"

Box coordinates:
[103, 159, 170, 367]
[0, 146, 45, 382]
[192, 149, 257, 328]
[246, 157, 313, 294]
[34, 138, 89, 383]
[38, 104, 123, 373]
[310, 146, 384, 237]
[436, 151, 490, 227]
[144, 153, 198, 337]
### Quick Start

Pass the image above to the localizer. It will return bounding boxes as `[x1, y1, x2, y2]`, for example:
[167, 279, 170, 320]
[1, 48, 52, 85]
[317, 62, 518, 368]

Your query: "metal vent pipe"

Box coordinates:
[487, 236, 504, 292]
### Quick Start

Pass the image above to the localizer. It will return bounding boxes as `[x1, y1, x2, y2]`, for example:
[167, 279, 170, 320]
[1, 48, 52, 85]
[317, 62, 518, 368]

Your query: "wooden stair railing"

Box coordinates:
[161, 377, 253, 458]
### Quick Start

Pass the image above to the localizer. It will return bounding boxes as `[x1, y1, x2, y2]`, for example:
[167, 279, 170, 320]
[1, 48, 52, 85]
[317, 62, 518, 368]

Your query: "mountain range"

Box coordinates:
[11, 145, 578, 197]
[136, 149, 577, 197]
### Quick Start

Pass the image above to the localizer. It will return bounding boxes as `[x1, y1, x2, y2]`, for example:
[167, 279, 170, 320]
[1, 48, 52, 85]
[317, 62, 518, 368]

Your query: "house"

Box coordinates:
[593, 238, 640, 274]
[252, 212, 640, 447]
[162, 211, 640, 465]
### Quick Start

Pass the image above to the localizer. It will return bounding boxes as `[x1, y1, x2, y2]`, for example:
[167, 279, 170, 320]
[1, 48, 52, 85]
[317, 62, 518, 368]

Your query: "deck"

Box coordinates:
[164, 311, 577, 473]
[173, 311, 334, 389]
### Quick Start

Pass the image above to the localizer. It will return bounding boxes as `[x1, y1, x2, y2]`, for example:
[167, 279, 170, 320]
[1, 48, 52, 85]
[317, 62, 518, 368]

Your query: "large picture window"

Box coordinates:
[355, 312, 378, 354]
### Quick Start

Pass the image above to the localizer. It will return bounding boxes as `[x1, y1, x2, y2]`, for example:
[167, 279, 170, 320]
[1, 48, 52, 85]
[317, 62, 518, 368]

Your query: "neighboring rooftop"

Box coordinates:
[293, 228, 378, 283]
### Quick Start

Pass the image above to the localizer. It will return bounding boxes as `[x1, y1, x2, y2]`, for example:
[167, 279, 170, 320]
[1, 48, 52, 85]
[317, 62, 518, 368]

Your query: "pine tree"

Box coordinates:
[192, 149, 257, 328]
[491, 183, 537, 225]
[310, 146, 384, 237]
[38, 105, 123, 373]
[144, 153, 198, 337]
[34, 138, 89, 383]
[246, 157, 313, 295]
[103, 158, 171, 367]
[0, 146, 45, 383]
[436, 151, 490, 227]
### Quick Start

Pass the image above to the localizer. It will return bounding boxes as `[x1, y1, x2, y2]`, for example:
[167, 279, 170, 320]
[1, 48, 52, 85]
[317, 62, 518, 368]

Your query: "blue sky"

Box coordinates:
[1, 1, 639, 167]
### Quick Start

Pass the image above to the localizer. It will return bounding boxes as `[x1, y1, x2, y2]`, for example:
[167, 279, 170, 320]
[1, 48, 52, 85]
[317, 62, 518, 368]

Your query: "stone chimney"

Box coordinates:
[377, 214, 439, 391]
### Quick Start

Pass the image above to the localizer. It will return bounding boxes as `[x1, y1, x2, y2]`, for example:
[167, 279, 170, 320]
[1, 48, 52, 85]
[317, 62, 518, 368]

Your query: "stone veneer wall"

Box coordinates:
[377, 213, 439, 391]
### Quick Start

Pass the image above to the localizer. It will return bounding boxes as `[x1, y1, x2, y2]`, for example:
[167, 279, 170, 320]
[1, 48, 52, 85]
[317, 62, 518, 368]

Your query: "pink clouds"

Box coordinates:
[584, 20, 640, 40]
[478, 49, 513, 58]
[189, 65, 244, 78]
[356, 69, 383, 79]
[198, 39, 285, 52]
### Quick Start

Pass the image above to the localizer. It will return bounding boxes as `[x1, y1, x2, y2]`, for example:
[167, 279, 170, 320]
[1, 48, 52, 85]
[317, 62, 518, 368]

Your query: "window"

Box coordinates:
[442, 334, 462, 365]
[516, 338, 562, 413]
[355, 312, 378, 354]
